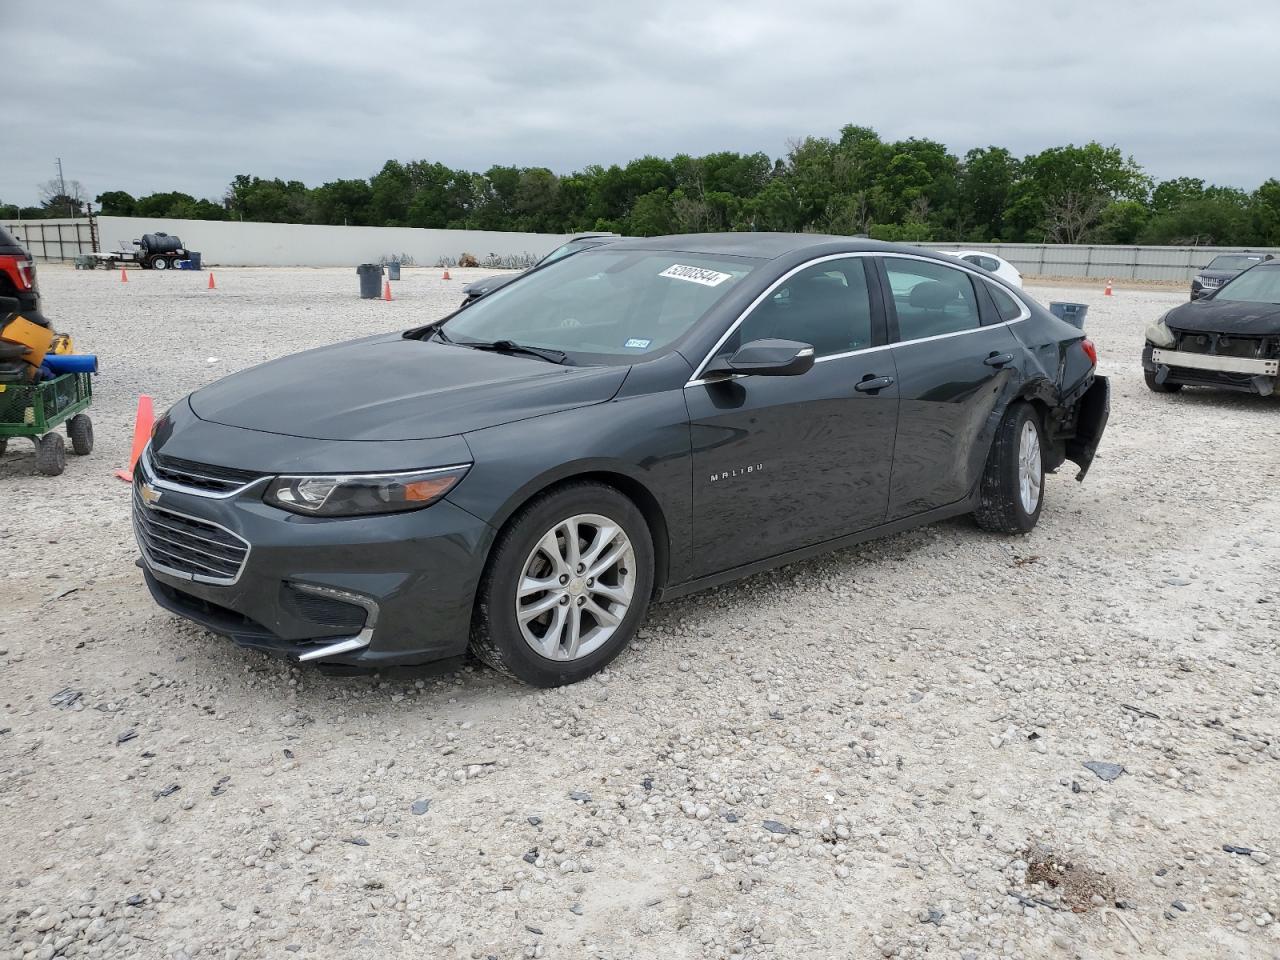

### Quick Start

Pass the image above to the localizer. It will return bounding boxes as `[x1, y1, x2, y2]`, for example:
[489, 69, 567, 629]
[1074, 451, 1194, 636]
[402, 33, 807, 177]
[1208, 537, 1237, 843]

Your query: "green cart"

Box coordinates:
[0, 372, 94, 475]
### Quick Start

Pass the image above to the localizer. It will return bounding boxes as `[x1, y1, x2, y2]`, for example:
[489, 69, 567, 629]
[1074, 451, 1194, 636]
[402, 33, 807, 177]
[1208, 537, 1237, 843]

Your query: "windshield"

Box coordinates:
[1207, 255, 1264, 271]
[1214, 266, 1280, 305]
[537, 238, 598, 266]
[442, 249, 759, 361]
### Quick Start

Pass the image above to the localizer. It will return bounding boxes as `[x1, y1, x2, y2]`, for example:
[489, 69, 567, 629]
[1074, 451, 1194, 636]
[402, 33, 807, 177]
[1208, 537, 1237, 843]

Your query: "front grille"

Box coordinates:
[147, 448, 263, 494]
[133, 486, 250, 583]
[1174, 330, 1274, 360]
[280, 585, 368, 631]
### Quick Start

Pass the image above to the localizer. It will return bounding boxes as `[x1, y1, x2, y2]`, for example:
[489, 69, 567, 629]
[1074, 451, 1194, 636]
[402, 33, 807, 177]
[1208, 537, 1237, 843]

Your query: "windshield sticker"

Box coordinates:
[660, 264, 733, 287]
[624, 338, 652, 350]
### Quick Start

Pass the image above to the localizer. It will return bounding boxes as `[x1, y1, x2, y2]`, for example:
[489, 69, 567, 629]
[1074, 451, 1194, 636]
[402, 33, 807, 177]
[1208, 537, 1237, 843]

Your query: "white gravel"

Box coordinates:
[2, 265, 1279, 960]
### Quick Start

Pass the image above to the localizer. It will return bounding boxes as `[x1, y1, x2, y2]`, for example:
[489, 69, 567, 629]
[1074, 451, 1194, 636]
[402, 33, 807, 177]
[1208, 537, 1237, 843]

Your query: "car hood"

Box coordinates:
[1165, 298, 1280, 336]
[462, 273, 519, 297]
[189, 334, 629, 441]
[1197, 269, 1242, 281]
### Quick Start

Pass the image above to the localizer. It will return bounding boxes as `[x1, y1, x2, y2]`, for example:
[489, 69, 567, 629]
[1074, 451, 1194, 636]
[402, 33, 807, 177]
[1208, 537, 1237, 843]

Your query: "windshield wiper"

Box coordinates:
[458, 339, 569, 364]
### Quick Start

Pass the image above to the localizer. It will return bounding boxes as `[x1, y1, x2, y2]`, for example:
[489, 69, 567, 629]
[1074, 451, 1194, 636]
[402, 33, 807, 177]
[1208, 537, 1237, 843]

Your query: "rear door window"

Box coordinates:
[883, 258, 982, 341]
[984, 282, 1025, 323]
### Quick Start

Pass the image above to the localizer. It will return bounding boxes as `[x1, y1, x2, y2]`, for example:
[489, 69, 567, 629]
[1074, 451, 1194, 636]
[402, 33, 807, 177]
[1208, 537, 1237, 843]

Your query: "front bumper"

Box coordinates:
[1143, 344, 1277, 395]
[132, 451, 495, 666]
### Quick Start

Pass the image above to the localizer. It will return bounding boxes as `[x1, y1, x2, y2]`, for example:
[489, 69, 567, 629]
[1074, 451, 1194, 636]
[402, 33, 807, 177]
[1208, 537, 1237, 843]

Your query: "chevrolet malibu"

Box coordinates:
[135, 234, 1109, 686]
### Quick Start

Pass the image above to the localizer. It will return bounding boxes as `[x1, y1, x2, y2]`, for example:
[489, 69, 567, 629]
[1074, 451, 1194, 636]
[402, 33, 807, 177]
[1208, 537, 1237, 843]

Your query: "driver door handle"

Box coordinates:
[854, 375, 895, 393]
[984, 352, 1014, 367]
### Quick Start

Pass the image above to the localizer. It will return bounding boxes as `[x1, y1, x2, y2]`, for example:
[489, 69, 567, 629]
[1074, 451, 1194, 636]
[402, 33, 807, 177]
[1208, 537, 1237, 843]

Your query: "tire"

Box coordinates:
[67, 414, 93, 455]
[974, 402, 1044, 535]
[1144, 369, 1182, 393]
[469, 482, 655, 687]
[36, 433, 66, 476]
[150, 256, 168, 270]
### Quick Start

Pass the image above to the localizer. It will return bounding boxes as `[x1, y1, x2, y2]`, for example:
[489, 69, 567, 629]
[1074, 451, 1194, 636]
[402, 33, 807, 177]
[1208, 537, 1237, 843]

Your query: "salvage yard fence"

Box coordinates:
[5, 216, 1277, 281]
[920, 242, 1280, 282]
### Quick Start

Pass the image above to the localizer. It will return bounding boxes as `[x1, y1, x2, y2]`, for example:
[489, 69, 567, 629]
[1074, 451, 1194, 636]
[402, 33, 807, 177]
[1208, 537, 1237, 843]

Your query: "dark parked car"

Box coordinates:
[1144, 258, 1280, 396]
[460, 234, 619, 305]
[1190, 253, 1271, 300]
[134, 234, 1109, 686]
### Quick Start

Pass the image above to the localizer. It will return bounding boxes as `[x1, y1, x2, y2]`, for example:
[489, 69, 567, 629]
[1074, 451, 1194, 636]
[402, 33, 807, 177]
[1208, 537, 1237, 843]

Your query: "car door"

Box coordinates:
[684, 255, 899, 577]
[877, 255, 1023, 520]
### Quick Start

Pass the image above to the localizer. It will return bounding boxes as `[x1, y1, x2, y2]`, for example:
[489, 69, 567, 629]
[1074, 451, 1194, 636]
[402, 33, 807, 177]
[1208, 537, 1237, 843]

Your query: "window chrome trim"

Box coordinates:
[685, 251, 1028, 387]
[978, 277, 1031, 324]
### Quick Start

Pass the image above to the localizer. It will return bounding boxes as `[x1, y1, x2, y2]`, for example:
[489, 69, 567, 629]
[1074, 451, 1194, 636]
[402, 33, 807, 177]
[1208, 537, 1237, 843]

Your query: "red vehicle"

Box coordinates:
[0, 224, 41, 319]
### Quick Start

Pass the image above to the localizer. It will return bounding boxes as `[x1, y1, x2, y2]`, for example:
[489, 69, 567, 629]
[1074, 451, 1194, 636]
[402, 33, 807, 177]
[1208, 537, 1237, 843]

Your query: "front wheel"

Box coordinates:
[470, 482, 654, 686]
[150, 256, 168, 270]
[974, 402, 1043, 534]
[1144, 370, 1182, 393]
[36, 433, 66, 476]
[68, 414, 93, 455]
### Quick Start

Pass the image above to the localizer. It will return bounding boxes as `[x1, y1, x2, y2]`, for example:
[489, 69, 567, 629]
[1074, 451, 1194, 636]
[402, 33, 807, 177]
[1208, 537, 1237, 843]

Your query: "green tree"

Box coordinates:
[95, 190, 137, 216]
[959, 147, 1018, 240]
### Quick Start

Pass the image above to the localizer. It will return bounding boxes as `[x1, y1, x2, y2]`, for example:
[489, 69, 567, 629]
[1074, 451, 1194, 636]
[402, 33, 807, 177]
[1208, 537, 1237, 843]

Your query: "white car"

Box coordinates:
[948, 250, 1023, 288]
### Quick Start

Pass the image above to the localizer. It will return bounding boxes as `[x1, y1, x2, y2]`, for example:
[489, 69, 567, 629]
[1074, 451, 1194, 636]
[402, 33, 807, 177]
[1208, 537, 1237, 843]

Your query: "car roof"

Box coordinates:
[603, 232, 940, 260]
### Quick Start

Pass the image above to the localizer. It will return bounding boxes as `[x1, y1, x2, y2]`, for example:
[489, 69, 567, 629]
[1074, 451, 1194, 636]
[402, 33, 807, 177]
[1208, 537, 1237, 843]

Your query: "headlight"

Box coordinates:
[1145, 318, 1176, 348]
[264, 465, 470, 517]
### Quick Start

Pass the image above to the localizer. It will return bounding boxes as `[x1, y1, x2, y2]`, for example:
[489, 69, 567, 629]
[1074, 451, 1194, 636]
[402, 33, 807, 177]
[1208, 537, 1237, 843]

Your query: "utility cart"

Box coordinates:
[0, 373, 94, 475]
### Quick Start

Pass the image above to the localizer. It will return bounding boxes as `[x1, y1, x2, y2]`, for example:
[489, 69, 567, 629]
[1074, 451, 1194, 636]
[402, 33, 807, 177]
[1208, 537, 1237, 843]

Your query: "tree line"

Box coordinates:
[5, 125, 1279, 247]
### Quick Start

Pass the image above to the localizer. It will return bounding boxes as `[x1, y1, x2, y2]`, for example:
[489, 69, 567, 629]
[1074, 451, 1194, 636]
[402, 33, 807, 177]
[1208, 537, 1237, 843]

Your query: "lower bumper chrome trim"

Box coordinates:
[290, 584, 380, 662]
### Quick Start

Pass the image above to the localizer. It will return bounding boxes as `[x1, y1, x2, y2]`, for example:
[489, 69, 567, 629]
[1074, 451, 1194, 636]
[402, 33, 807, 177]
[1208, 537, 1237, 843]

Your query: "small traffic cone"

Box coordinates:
[207, 272, 217, 290]
[114, 395, 155, 483]
[382, 279, 393, 301]
[442, 269, 451, 280]
[120, 268, 128, 283]
[1104, 279, 1113, 297]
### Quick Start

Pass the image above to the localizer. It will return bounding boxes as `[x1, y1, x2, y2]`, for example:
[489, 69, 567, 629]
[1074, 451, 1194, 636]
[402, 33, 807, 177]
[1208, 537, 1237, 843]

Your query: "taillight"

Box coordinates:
[15, 259, 34, 290]
[1080, 338, 1097, 366]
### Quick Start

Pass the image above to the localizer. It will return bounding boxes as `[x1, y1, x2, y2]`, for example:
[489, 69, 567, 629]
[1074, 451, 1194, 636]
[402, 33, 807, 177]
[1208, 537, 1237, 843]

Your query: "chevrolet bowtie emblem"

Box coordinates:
[138, 482, 162, 507]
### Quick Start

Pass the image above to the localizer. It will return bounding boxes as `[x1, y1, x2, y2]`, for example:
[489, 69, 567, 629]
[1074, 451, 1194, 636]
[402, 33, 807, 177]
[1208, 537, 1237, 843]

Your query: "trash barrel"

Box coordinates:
[386, 262, 401, 281]
[187, 252, 202, 270]
[1048, 302, 1089, 329]
[357, 263, 383, 299]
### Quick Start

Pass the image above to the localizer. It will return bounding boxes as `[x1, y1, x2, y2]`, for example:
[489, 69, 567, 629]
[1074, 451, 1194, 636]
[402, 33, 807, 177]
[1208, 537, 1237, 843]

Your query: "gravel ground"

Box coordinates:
[2, 265, 1278, 960]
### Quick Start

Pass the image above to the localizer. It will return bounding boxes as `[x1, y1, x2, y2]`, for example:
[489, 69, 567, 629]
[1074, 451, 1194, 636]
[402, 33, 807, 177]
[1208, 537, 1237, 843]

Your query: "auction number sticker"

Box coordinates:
[660, 264, 733, 287]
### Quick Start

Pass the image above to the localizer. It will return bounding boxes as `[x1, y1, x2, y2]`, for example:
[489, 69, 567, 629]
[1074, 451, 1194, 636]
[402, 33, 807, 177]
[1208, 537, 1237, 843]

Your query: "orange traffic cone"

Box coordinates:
[1104, 279, 1113, 297]
[120, 268, 128, 283]
[207, 272, 217, 290]
[383, 280, 393, 301]
[442, 269, 451, 280]
[114, 395, 155, 483]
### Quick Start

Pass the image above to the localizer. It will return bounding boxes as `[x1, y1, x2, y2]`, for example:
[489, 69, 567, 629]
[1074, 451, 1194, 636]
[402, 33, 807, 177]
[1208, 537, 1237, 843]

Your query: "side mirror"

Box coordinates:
[705, 338, 815, 379]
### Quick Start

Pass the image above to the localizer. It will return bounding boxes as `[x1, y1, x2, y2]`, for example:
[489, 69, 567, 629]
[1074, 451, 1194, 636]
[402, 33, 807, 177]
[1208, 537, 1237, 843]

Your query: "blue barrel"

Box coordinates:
[1049, 302, 1089, 329]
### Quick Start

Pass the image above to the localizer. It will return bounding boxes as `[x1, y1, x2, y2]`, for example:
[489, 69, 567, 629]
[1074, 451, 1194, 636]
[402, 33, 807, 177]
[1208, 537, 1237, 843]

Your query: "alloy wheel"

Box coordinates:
[515, 513, 635, 661]
[1018, 419, 1042, 515]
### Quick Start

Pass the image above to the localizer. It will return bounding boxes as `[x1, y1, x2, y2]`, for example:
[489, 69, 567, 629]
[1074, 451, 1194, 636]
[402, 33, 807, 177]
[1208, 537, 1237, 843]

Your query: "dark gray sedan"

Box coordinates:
[135, 234, 1109, 686]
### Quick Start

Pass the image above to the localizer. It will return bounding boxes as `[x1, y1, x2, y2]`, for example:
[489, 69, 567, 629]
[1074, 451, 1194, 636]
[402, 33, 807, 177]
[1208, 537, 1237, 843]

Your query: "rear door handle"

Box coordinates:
[984, 353, 1014, 367]
[855, 375, 895, 393]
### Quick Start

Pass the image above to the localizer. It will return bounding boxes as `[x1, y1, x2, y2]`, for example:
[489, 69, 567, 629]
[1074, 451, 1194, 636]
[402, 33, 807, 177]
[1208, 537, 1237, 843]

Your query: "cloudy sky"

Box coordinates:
[7, 1, 1277, 206]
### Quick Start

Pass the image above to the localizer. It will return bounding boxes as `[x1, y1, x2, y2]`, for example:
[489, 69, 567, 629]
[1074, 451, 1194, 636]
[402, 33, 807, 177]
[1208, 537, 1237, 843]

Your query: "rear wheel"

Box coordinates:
[470, 482, 654, 687]
[974, 402, 1043, 534]
[67, 414, 93, 455]
[1144, 369, 1183, 393]
[36, 433, 66, 476]
[150, 256, 168, 270]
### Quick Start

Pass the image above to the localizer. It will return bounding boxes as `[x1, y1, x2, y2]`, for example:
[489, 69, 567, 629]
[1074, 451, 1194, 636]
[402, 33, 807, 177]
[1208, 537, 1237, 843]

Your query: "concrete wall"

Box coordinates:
[92, 217, 569, 268]
[919, 242, 1280, 282]
[3, 216, 568, 267]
